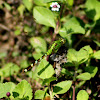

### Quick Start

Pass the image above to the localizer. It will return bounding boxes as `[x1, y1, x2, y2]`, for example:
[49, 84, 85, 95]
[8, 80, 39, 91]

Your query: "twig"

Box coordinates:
[0, 23, 11, 32]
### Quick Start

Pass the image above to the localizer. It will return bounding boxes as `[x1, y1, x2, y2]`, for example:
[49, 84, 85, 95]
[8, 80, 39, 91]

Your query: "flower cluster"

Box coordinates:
[50, 2, 60, 11]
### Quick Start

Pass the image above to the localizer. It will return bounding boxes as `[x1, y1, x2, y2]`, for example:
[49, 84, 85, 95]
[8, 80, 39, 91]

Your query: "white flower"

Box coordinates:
[50, 2, 60, 11]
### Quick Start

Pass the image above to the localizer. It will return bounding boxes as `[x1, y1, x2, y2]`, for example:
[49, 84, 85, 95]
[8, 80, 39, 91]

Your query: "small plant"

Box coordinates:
[0, 0, 100, 100]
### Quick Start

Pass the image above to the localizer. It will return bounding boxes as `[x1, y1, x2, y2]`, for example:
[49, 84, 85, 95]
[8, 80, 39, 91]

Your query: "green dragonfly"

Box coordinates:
[24, 38, 66, 72]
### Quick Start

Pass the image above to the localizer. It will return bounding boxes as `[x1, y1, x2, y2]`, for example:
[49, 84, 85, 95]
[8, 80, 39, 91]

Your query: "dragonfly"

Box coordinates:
[24, 38, 66, 72]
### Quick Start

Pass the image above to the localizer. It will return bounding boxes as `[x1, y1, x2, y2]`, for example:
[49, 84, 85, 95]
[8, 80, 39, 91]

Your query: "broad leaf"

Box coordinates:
[59, 24, 85, 36]
[82, 45, 93, 55]
[76, 72, 91, 80]
[35, 89, 49, 99]
[17, 4, 25, 16]
[67, 0, 74, 6]
[20, 60, 29, 68]
[77, 90, 89, 100]
[43, 0, 63, 3]
[22, 0, 33, 11]
[42, 77, 57, 85]
[93, 50, 100, 59]
[33, 6, 56, 28]
[59, 17, 85, 37]
[67, 48, 89, 66]
[34, 90, 45, 99]
[85, 66, 98, 77]
[0, 82, 15, 98]
[33, 52, 43, 60]
[85, 0, 100, 21]
[37, 59, 55, 79]
[13, 80, 32, 100]
[63, 17, 84, 27]
[0, 63, 19, 77]
[53, 81, 72, 95]
[61, 68, 73, 76]
[30, 37, 47, 53]
[34, 0, 46, 6]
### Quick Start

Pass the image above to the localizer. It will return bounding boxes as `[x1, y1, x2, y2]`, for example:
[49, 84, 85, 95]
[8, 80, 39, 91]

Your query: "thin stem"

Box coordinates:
[49, 85, 54, 100]
[52, 20, 60, 41]
[72, 85, 75, 100]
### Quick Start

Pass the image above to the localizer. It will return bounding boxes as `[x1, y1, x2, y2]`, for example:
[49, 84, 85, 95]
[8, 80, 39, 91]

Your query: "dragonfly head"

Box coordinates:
[60, 38, 66, 44]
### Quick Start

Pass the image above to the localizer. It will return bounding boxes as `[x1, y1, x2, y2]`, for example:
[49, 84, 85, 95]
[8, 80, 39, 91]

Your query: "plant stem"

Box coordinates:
[49, 85, 54, 100]
[52, 20, 60, 41]
[72, 85, 75, 100]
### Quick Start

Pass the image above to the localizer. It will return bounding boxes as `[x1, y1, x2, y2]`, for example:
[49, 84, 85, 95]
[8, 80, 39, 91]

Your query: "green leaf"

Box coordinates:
[77, 90, 89, 100]
[12, 51, 19, 57]
[42, 77, 57, 85]
[33, 6, 56, 28]
[67, 48, 89, 66]
[17, 4, 25, 16]
[22, 0, 33, 11]
[43, 0, 63, 3]
[61, 68, 73, 76]
[85, 0, 100, 21]
[4, 2, 12, 10]
[67, 0, 74, 6]
[76, 81, 86, 88]
[94, 40, 100, 47]
[0, 52, 7, 58]
[40, 26, 49, 34]
[14, 29, 21, 35]
[34, 0, 47, 6]
[81, 45, 93, 55]
[85, 66, 98, 77]
[59, 24, 85, 36]
[33, 52, 43, 60]
[27, 67, 39, 80]
[35, 89, 49, 99]
[23, 25, 33, 33]
[64, 17, 83, 26]
[0, 63, 20, 77]
[0, 82, 15, 98]
[76, 72, 91, 80]
[20, 60, 29, 68]
[59, 17, 85, 36]
[93, 50, 100, 59]
[30, 37, 47, 53]
[13, 80, 32, 100]
[34, 90, 45, 99]
[37, 59, 55, 79]
[53, 81, 72, 95]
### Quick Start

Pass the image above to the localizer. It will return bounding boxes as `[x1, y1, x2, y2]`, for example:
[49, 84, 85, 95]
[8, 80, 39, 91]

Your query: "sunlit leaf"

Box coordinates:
[93, 50, 100, 59]
[0, 82, 15, 98]
[67, 48, 89, 66]
[13, 80, 32, 100]
[85, 0, 100, 21]
[53, 81, 72, 95]
[33, 6, 56, 28]
[0, 63, 20, 77]
[30, 37, 47, 53]
[37, 59, 55, 79]
[76, 72, 91, 80]
[35, 89, 49, 99]
[22, 0, 33, 11]
[85, 66, 98, 77]
[77, 90, 89, 100]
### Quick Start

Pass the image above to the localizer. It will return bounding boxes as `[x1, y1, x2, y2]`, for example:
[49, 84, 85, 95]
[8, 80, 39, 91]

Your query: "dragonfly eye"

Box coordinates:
[61, 38, 65, 44]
